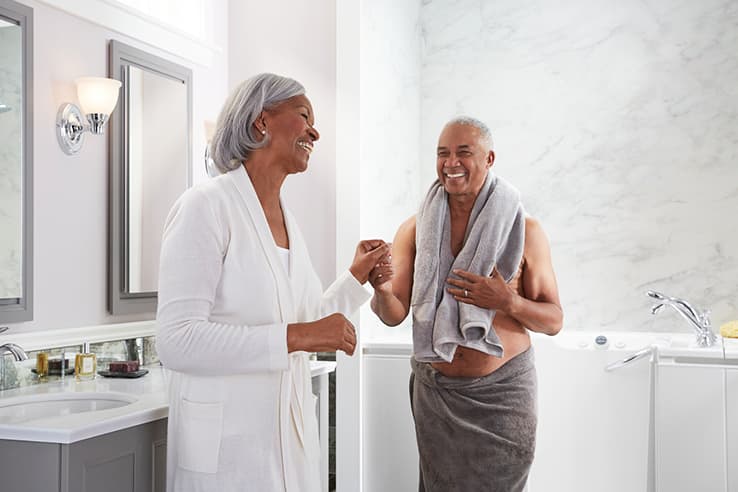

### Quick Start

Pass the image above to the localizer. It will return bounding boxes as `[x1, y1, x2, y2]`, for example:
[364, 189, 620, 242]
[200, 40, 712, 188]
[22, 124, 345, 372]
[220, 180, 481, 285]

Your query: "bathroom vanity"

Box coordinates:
[0, 361, 335, 492]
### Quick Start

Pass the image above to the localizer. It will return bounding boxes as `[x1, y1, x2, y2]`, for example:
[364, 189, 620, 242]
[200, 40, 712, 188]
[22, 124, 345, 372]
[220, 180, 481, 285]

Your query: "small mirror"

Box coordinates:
[108, 40, 192, 315]
[0, 0, 33, 323]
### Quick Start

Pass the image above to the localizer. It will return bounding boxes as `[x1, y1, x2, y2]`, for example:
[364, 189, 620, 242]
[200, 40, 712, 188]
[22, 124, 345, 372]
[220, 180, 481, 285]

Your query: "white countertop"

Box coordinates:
[0, 360, 336, 444]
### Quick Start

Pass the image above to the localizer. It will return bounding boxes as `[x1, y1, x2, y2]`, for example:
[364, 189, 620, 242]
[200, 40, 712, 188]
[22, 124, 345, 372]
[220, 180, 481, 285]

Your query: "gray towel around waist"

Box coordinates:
[409, 347, 538, 492]
[411, 172, 525, 362]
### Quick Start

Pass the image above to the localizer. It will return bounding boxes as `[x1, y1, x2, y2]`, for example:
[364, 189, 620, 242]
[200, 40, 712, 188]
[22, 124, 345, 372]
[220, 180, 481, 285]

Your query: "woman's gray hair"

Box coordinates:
[446, 116, 494, 150]
[211, 73, 305, 173]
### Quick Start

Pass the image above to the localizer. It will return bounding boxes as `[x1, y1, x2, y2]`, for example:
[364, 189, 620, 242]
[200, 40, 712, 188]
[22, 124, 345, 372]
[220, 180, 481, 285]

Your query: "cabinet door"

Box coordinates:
[727, 369, 738, 492]
[0, 440, 61, 491]
[655, 364, 726, 492]
[152, 419, 168, 492]
[62, 418, 167, 492]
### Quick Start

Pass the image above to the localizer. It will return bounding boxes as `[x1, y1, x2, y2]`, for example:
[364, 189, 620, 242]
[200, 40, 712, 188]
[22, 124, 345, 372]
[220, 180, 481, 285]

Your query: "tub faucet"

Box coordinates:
[647, 290, 717, 347]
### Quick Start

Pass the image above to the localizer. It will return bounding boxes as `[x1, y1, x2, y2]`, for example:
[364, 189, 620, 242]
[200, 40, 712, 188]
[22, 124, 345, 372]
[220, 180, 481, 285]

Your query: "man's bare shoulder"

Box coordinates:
[523, 215, 553, 264]
[392, 216, 417, 258]
[524, 216, 548, 243]
[524, 215, 543, 234]
[398, 216, 416, 237]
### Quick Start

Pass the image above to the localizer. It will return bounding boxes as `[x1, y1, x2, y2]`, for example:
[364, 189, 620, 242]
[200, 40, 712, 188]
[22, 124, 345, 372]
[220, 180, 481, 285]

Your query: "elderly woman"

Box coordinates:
[156, 73, 389, 492]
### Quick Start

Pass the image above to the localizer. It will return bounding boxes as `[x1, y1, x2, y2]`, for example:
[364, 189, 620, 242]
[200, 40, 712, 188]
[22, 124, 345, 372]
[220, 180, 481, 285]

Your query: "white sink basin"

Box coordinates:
[0, 392, 137, 425]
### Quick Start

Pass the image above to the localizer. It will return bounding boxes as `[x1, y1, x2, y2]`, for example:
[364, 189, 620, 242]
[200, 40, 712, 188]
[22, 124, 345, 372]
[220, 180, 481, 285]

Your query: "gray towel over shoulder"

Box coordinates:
[411, 172, 525, 362]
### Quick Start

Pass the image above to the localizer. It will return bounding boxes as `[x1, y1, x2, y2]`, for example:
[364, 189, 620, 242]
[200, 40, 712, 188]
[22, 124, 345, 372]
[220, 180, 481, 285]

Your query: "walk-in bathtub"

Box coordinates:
[363, 330, 661, 492]
[528, 331, 655, 492]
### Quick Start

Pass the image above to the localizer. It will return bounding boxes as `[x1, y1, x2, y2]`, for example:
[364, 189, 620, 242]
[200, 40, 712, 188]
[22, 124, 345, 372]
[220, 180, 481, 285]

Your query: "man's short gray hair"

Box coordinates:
[446, 116, 494, 150]
[211, 73, 305, 174]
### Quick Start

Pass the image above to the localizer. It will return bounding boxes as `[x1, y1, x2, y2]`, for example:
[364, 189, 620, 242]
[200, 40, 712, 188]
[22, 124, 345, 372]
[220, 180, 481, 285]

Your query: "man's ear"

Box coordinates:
[487, 150, 495, 168]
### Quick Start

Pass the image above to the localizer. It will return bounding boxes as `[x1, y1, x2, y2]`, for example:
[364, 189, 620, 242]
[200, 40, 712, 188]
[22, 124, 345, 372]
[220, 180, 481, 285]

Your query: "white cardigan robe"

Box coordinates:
[156, 166, 370, 492]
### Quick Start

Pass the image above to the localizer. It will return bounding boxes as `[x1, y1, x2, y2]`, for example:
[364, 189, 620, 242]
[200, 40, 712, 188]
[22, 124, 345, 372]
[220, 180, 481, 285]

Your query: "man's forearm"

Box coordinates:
[371, 291, 409, 327]
[505, 294, 563, 335]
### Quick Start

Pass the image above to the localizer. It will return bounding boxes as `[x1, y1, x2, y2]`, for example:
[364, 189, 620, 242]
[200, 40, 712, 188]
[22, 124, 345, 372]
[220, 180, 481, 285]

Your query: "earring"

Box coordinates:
[261, 129, 266, 135]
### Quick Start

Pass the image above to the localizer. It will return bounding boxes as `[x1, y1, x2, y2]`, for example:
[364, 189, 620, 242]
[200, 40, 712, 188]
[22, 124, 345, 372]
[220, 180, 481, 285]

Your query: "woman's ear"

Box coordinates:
[254, 112, 267, 136]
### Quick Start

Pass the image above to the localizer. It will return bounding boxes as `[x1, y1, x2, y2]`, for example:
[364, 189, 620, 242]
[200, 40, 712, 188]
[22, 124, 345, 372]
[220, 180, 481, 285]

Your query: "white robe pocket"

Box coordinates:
[177, 398, 223, 474]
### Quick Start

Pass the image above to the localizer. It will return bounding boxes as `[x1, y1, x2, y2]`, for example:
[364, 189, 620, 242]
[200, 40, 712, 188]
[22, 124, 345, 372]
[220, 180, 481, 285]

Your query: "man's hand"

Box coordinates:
[368, 243, 393, 292]
[446, 266, 515, 312]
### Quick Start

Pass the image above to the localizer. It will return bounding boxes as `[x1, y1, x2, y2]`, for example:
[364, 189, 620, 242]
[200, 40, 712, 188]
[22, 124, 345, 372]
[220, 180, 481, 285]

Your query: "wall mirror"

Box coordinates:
[0, 0, 32, 323]
[108, 40, 192, 315]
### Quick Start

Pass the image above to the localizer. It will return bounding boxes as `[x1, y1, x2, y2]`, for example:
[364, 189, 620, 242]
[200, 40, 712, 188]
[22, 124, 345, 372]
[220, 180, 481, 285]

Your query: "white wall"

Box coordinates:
[359, 0, 422, 241]
[353, 0, 738, 336]
[418, 0, 738, 332]
[358, 0, 422, 343]
[227, 0, 338, 287]
[3, 0, 228, 333]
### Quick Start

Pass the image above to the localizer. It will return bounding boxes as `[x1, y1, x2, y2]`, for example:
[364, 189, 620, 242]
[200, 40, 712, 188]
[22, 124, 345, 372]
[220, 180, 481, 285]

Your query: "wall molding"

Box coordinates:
[36, 0, 220, 67]
[0, 320, 156, 351]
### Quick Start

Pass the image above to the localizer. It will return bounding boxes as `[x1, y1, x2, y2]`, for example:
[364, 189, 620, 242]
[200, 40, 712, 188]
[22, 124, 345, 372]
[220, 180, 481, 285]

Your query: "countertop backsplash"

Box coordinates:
[0, 335, 158, 391]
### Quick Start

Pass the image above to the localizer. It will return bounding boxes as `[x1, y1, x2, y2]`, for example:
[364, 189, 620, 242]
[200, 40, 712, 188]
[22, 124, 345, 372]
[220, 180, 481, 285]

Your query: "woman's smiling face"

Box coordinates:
[261, 94, 320, 174]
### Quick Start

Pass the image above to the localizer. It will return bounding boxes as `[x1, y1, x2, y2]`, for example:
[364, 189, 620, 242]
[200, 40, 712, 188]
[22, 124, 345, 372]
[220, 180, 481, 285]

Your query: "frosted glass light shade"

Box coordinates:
[75, 77, 121, 115]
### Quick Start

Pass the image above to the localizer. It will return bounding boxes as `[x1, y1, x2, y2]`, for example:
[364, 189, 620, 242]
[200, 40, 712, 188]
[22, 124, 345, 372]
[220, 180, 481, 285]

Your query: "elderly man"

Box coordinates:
[370, 116, 563, 492]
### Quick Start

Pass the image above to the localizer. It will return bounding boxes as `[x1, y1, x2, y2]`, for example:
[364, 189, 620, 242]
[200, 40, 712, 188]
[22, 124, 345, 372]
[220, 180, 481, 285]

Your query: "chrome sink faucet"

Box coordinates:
[0, 342, 29, 391]
[647, 290, 718, 347]
[0, 343, 28, 361]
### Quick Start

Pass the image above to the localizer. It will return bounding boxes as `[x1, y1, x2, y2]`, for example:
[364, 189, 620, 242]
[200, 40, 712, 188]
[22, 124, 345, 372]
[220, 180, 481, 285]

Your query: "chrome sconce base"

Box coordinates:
[204, 144, 219, 177]
[56, 103, 109, 155]
[57, 103, 84, 155]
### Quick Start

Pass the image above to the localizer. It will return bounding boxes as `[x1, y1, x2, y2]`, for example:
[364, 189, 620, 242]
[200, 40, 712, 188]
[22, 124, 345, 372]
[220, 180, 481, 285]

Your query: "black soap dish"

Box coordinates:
[97, 369, 149, 379]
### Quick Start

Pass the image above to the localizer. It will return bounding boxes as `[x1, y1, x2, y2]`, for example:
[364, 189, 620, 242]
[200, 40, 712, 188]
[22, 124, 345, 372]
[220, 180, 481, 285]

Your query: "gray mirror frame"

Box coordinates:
[108, 40, 192, 315]
[0, 0, 33, 323]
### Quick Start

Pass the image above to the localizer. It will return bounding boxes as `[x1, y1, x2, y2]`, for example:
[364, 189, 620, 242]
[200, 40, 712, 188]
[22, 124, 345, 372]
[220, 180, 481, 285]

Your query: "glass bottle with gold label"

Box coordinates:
[75, 353, 96, 381]
[35, 352, 49, 379]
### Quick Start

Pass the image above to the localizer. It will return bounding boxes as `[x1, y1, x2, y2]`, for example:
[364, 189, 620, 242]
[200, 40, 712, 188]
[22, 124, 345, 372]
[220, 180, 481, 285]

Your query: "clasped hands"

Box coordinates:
[349, 239, 393, 290]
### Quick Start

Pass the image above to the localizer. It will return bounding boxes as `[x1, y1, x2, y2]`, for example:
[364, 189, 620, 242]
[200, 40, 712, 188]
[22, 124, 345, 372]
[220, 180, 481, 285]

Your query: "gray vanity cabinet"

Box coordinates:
[0, 418, 167, 492]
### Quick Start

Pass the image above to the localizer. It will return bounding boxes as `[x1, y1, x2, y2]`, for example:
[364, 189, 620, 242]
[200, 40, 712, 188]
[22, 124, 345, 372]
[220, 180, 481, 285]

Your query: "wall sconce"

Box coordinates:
[56, 77, 121, 155]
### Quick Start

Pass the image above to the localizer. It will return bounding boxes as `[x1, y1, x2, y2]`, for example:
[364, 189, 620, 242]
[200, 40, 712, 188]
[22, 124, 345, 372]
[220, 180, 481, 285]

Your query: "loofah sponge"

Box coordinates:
[720, 320, 738, 338]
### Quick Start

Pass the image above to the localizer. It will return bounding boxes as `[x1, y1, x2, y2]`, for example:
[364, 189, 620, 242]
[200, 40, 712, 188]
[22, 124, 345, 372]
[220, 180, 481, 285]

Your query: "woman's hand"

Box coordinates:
[368, 243, 393, 293]
[287, 313, 357, 355]
[446, 267, 515, 312]
[349, 240, 390, 284]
